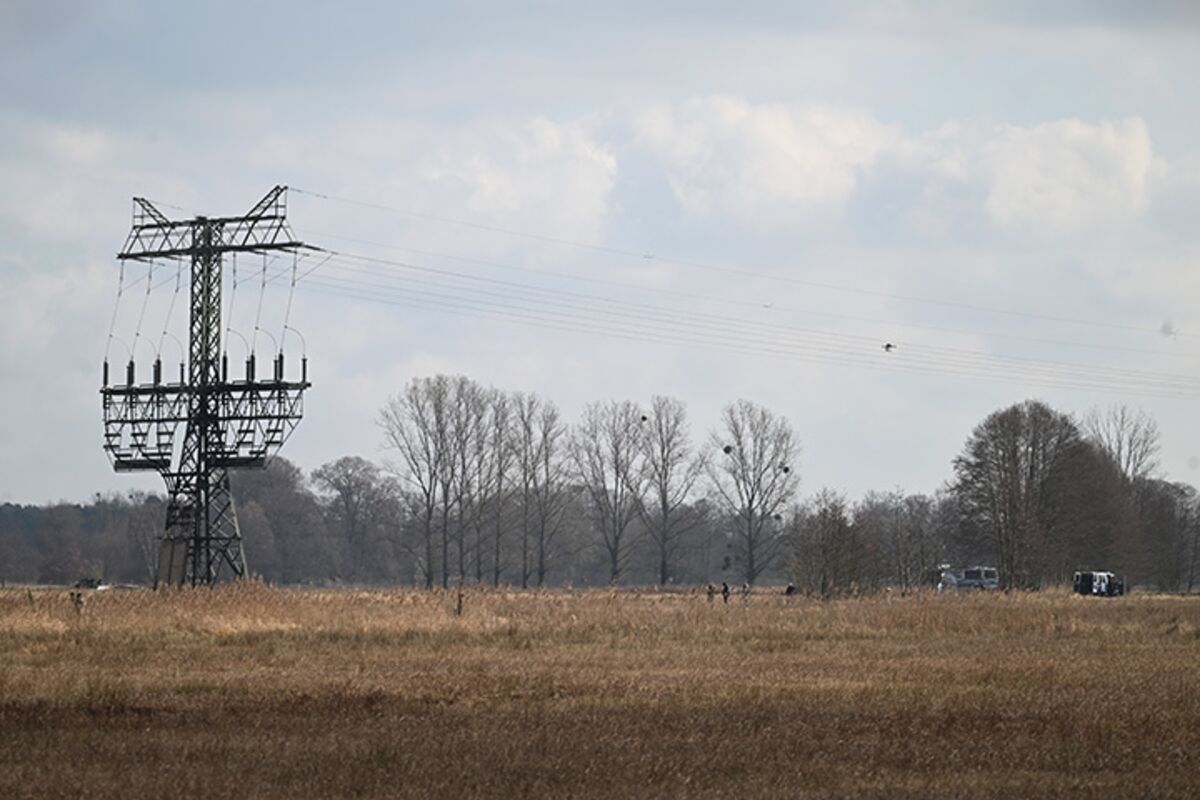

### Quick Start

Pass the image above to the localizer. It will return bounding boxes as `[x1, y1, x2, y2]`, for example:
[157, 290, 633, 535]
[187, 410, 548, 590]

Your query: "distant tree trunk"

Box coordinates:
[537, 521, 549, 587]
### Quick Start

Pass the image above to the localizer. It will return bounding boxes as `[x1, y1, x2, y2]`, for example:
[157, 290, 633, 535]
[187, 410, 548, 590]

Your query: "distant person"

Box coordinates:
[706, 584, 716, 603]
[741, 582, 751, 603]
[721, 582, 730, 604]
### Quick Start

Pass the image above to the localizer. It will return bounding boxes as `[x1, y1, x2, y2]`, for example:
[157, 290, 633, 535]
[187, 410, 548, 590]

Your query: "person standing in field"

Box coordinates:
[721, 582, 730, 604]
[706, 584, 716, 603]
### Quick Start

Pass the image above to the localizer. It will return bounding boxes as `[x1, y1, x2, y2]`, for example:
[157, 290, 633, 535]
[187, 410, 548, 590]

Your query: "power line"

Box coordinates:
[290, 259, 1200, 399]
[291, 186, 1191, 339]
[296, 249, 1200, 393]
[295, 275, 1200, 400]
[133, 190, 1198, 397]
[295, 227, 1200, 363]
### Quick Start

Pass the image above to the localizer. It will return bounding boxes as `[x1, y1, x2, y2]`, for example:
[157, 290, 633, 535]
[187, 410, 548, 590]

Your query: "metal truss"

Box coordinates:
[102, 186, 312, 588]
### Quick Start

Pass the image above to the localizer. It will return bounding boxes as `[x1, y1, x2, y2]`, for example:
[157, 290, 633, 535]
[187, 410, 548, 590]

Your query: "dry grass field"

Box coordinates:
[2, 585, 1199, 799]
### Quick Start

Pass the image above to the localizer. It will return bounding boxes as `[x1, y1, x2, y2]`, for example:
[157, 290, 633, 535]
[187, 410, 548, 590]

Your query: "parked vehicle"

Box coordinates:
[956, 566, 1000, 590]
[936, 565, 1000, 592]
[1073, 571, 1125, 597]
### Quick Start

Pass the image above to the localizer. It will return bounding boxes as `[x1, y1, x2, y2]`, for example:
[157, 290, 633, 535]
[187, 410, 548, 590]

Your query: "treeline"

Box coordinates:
[1, 377, 1197, 592]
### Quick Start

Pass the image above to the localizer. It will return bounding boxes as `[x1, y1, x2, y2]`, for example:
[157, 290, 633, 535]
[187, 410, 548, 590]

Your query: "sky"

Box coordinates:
[2, 1, 1199, 505]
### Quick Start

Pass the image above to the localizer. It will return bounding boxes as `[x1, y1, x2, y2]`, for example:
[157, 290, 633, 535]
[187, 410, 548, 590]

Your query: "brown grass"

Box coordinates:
[2, 584, 1199, 798]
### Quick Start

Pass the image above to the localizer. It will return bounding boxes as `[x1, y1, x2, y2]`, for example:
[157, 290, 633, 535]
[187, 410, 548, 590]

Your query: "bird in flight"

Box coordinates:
[882, 342, 896, 352]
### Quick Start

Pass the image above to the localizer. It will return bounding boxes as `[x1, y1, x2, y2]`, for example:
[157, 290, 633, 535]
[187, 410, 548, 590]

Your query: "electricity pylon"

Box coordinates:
[101, 186, 312, 587]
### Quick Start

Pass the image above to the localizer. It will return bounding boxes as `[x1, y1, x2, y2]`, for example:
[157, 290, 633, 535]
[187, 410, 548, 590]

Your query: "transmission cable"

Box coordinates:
[298, 249, 1200, 392]
[104, 260, 127, 363]
[130, 260, 156, 361]
[295, 275, 1200, 400]
[252, 252, 268, 353]
[294, 227, 1200, 363]
[293, 263, 1200, 398]
[304, 265, 1198, 394]
[156, 260, 184, 361]
[280, 250, 299, 354]
[291, 186, 1189, 339]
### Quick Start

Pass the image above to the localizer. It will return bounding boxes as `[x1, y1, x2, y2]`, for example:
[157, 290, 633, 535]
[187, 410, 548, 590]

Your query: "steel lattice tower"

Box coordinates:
[102, 186, 312, 587]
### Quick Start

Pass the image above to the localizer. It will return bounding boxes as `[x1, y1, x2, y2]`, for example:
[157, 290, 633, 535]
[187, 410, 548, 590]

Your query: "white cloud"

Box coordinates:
[396, 113, 614, 242]
[416, 116, 617, 243]
[982, 117, 1159, 237]
[634, 96, 896, 229]
[292, 113, 618, 256]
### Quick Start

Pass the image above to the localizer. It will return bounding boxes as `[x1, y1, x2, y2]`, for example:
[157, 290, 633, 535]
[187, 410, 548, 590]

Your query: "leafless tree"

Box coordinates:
[532, 405, 570, 586]
[514, 392, 569, 587]
[854, 490, 905, 590]
[572, 399, 648, 584]
[953, 400, 1081, 589]
[637, 395, 705, 585]
[379, 375, 450, 589]
[854, 490, 940, 592]
[1083, 404, 1160, 483]
[707, 399, 800, 585]
[445, 377, 492, 584]
[126, 490, 165, 585]
[484, 390, 515, 585]
[901, 494, 942, 587]
[790, 489, 852, 597]
[428, 377, 477, 588]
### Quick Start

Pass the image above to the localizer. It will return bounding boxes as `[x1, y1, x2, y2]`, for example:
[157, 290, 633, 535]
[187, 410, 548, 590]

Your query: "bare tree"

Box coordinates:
[707, 399, 800, 585]
[953, 400, 1081, 589]
[488, 391, 515, 586]
[514, 392, 569, 587]
[854, 490, 905, 590]
[1084, 404, 1160, 483]
[379, 376, 450, 589]
[638, 395, 705, 585]
[446, 377, 491, 584]
[854, 490, 940, 592]
[126, 490, 165, 585]
[901, 494, 941, 587]
[790, 489, 852, 597]
[572, 399, 648, 584]
[532, 404, 570, 586]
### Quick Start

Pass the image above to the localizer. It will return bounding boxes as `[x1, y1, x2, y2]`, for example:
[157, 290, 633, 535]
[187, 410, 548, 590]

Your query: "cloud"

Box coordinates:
[981, 117, 1159, 237]
[634, 96, 895, 230]
[418, 116, 617, 243]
